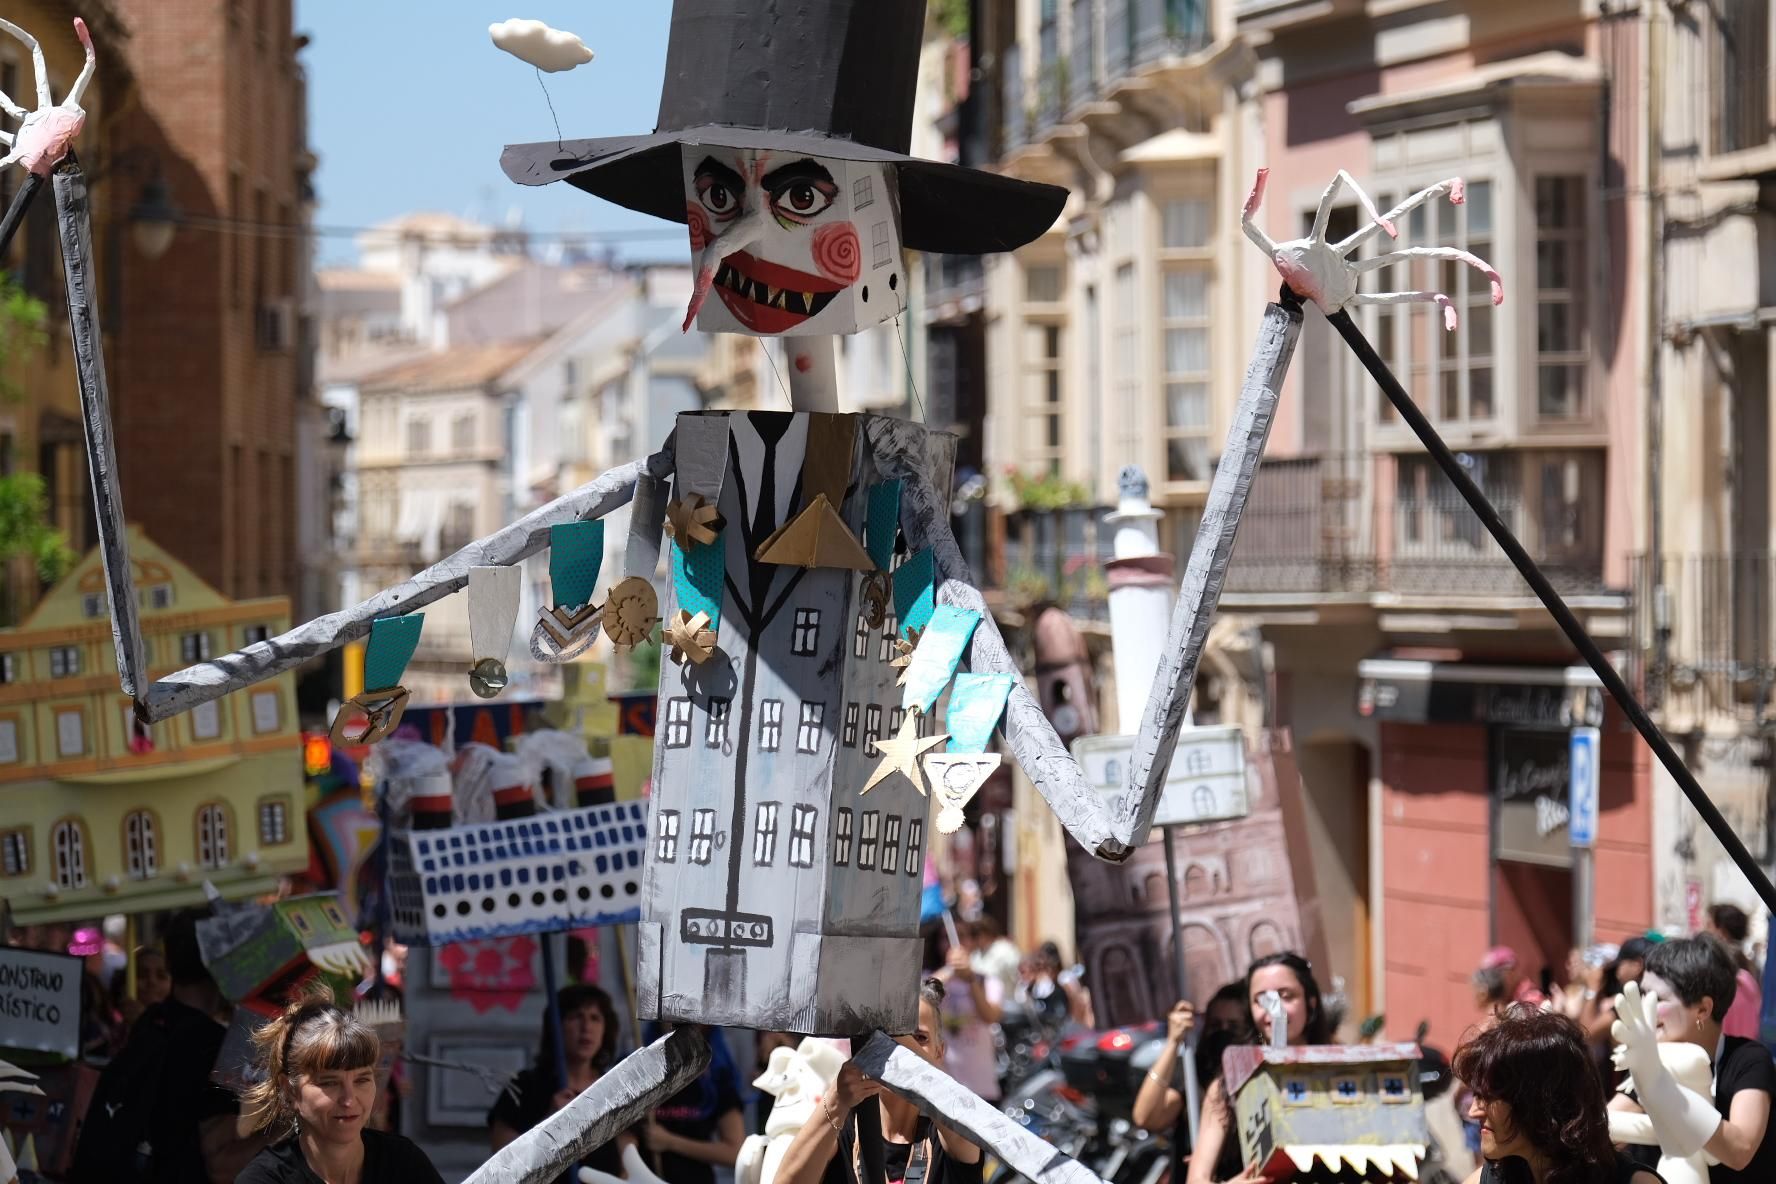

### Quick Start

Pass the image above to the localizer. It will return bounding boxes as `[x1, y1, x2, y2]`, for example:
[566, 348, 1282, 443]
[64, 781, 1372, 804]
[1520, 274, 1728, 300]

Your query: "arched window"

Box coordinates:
[124, 810, 159, 879]
[51, 818, 88, 888]
[196, 802, 231, 869]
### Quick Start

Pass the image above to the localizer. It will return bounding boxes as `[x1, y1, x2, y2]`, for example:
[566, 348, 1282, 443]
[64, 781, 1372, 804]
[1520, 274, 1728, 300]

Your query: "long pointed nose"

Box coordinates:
[683, 204, 769, 332]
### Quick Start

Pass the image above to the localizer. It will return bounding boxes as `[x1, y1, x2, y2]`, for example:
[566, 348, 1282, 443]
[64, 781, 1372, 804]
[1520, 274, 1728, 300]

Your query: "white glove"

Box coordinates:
[1609, 1109, 1658, 1147]
[580, 1143, 669, 1184]
[1611, 981, 1722, 1156]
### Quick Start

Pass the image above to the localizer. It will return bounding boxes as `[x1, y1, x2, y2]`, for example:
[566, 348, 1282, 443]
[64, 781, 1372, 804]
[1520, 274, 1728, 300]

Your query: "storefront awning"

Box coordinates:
[1356, 658, 1604, 728]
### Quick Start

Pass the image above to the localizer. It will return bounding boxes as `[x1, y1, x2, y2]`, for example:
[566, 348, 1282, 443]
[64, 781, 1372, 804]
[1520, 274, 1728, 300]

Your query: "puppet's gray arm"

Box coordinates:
[134, 445, 672, 723]
[853, 1033, 1106, 1184]
[891, 300, 1302, 861]
[463, 1027, 711, 1184]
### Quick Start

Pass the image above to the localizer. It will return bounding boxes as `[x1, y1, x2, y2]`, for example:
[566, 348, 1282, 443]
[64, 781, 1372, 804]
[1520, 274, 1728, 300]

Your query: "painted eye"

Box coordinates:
[771, 181, 836, 222]
[695, 176, 739, 219]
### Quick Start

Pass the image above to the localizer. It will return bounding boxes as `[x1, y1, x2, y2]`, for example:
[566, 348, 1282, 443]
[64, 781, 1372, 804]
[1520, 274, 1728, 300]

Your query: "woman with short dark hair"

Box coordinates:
[489, 982, 631, 1184]
[1454, 1007, 1660, 1184]
[1609, 936, 1775, 1184]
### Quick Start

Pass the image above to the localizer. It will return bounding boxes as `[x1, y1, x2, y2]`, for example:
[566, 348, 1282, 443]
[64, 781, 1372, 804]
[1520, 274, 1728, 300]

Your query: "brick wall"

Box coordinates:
[112, 0, 303, 601]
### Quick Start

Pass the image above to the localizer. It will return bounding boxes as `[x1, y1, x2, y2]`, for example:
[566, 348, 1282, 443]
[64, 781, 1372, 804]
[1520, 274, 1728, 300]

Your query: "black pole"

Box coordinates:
[1325, 307, 1776, 916]
[0, 172, 43, 261]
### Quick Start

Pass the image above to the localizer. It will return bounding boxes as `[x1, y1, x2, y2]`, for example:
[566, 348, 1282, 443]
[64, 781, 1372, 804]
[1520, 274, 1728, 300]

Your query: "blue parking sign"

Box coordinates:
[1570, 727, 1599, 848]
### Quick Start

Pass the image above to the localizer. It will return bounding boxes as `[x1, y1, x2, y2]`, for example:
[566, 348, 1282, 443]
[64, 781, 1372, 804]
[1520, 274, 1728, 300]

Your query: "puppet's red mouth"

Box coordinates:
[714, 251, 847, 333]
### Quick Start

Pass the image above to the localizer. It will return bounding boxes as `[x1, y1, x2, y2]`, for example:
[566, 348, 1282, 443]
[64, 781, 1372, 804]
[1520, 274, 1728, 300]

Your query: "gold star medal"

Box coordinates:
[860, 707, 949, 796]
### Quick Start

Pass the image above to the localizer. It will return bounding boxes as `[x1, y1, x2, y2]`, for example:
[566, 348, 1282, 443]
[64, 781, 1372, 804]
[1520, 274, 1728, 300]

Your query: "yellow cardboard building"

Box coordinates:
[0, 529, 304, 924]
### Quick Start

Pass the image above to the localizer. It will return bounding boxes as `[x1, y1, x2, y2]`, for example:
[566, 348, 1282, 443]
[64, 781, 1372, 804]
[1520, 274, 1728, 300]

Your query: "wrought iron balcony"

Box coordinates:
[1631, 552, 1776, 724]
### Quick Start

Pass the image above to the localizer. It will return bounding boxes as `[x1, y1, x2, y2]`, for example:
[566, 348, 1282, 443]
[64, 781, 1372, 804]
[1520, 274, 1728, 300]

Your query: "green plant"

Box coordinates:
[0, 273, 48, 406]
[0, 472, 73, 588]
[928, 0, 970, 39]
[1006, 467, 1091, 511]
[1005, 565, 1054, 609]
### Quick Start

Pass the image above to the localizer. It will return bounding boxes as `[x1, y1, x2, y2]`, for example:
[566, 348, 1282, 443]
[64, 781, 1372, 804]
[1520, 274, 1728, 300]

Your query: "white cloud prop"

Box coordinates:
[490, 18, 594, 73]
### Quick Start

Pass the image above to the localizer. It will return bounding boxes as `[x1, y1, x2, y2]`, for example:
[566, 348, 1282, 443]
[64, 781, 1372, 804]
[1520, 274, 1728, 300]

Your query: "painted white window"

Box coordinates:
[706, 697, 731, 749]
[49, 646, 80, 678]
[759, 699, 783, 751]
[191, 699, 222, 741]
[52, 820, 87, 887]
[244, 624, 271, 645]
[789, 805, 818, 868]
[864, 705, 883, 757]
[81, 593, 103, 619]
[181, 631, 212, 663]
[665, 697, 693, 748]
[834, 808, 854, 866]
[906, 819, 924, 876]
[689, 809, 716, 864]
[0, 653, 15, 683]
[657, 810, 681, 862]
[56, 710, 84, 757]
[792, 608, 821, 656]
[148, 583, 174, 609]
[854, 612, 871, 658]
[124, 810, 158, 879]
[882, 815, 902, 874]
[251, 690, 281, 733]
[197, 803, 231, 869]
[1, 829, 27, 877]
[258, 798, 289, 846]
[843, 703, 859, 747]
[853, 175, 875, 209]
[0, 719, 17, 763]
[797, 702, 824, 754]
[890, 707, 905, 736]
[857, 811, 880, 870]
[753, 802, 779, 865]
[879, 616, 897, 661]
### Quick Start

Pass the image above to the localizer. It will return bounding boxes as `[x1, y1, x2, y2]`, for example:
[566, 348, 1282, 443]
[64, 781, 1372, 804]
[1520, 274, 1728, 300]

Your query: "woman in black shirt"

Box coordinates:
[236, 987, 444, 1184]
[489, 982, 631, 1184]
[1455, 1007, 1661, 1184]
[775, 979, 984, 1184]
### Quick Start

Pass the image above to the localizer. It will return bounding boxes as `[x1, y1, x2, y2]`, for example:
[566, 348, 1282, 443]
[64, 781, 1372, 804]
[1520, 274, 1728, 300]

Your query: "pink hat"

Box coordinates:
[1478, 946, 1518, 971]
[68, 927, 103, 957]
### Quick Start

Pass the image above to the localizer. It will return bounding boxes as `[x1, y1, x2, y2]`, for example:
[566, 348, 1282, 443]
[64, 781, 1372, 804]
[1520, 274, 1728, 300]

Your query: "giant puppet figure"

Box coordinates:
[48, 4, 1776, 1184]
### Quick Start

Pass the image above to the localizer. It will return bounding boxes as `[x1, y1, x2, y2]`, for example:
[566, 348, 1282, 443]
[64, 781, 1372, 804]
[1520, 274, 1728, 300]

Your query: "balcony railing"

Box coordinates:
[1631, 553, 1776, 723]
[1131, 0, 1210, 68]
[1215, 454, 1611, 599]
[923, 253, 985, 314]
[993, 504, 1116, 623]
[1069, 0, 1098, 111]
[1002, 42, 1027, 151]
[1711, 1, 1771, 156]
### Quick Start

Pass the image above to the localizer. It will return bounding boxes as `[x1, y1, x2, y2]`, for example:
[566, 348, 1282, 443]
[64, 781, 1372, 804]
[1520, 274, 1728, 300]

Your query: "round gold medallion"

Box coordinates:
[603, 576, 660, 647]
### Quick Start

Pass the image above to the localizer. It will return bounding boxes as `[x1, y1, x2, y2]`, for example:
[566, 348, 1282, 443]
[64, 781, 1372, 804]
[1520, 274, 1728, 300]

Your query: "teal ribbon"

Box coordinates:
[892, 547, 936, 638]
[901, 605, 981, 715]
[866, 480, 903, 570]
[945, 673, 1015, 753]
[550, 520, 605, 609]
[363, 615, 424, 691]
[671, 530, 726, 628]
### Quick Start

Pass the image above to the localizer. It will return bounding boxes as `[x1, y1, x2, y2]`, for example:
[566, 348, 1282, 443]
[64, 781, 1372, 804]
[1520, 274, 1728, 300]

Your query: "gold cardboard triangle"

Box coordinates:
[754, 494, 874, 571]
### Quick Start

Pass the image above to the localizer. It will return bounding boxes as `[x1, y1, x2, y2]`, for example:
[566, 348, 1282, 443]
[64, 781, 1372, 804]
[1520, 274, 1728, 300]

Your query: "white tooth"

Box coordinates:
[763, 284, 778, 305]
[804, 291, 815, 307]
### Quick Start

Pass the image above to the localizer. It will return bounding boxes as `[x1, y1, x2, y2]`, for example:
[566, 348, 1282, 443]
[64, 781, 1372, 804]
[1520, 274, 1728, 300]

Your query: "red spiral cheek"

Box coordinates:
[812, 222, 862, 285]
[686, 203, 711, 251]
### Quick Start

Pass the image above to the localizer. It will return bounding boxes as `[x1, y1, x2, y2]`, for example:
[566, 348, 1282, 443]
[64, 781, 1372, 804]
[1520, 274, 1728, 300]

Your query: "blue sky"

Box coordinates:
[295, 2, 681, 264]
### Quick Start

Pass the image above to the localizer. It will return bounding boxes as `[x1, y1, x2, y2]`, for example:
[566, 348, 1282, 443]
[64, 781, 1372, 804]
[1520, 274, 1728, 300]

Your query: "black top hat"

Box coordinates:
[501, 0, 1067, 255]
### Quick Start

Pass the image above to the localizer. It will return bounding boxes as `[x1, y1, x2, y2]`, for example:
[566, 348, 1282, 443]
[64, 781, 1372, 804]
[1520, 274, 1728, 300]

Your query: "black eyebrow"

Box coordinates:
[694, 156, 746, 193]
[761, 158, 836, 192]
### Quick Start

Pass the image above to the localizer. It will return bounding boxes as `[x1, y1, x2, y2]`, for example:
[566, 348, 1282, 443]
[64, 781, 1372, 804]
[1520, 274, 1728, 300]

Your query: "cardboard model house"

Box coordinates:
[197, 892, 371, 1016]
[1223, 1043, 1428, 1183]
[638, 408, 954, 1034]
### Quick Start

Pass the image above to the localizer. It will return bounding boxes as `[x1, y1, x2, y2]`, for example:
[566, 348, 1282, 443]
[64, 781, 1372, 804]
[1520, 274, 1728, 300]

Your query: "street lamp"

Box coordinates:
[128, 177, 178, 260]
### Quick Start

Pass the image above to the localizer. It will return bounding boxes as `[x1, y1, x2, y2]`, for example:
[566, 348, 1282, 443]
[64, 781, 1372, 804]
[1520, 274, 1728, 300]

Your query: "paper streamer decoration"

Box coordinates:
[900, 605, 981, 714]
[364, 615, 424, 692]
[944, 672, 1015, 754]
[865, 480, 903, 570]
[467, 566, 522, 699]
[892, 546, 936, 638]
[671, 532, 726, 628]
[550, 520, 605, 609]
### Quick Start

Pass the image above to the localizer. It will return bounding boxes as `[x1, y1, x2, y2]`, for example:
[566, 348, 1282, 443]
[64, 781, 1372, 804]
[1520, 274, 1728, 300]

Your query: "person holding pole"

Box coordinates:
[489, 983, 632, 1184]
[1184, 953, 1332, 1184]
[1135, 984, 1247, 1179]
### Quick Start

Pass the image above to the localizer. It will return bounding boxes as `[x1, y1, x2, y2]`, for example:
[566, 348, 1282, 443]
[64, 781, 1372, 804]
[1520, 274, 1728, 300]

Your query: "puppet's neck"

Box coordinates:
[784, 335, 840, 413]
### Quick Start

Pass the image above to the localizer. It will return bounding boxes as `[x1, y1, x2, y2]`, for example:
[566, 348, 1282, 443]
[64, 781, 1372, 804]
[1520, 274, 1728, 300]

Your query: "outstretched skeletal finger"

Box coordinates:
[1336, 177, 1466, 256]
[1241, 168, 1277, 255]
[66, 19, 95, 108]
[0, 18, 52, 107]
[1318, 168, 1396, 243]
[0, 130, 11, 147]
[0, 87, 24, 122]
[1353, 289, 1460, 331]
[1353, 246, 1504, 305]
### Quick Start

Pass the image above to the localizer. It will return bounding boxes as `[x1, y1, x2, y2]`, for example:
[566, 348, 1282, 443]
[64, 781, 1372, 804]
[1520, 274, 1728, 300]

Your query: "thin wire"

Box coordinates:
[758, 337, 792, 407]
[535, 68, 565, 151]
[893, 314, 927, 422]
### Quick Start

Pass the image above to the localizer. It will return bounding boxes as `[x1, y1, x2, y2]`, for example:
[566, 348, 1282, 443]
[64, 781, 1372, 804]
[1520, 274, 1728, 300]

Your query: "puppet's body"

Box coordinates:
[1609, 1041, 1717, 1184]
[644, 411, 949, 1032]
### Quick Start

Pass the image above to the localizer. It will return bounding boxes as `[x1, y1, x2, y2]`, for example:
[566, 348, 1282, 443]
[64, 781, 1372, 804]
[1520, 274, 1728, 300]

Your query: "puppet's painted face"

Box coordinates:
[680, 146, 906, 337]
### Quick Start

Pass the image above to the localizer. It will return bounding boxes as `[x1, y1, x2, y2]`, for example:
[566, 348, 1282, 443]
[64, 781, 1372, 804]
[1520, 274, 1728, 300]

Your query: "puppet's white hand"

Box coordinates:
[1610, 982, 1721, 1157]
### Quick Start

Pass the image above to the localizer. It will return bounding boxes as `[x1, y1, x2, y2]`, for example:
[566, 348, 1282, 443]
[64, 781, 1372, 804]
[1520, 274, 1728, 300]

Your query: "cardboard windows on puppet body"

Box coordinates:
[682, 148, 905, 337]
